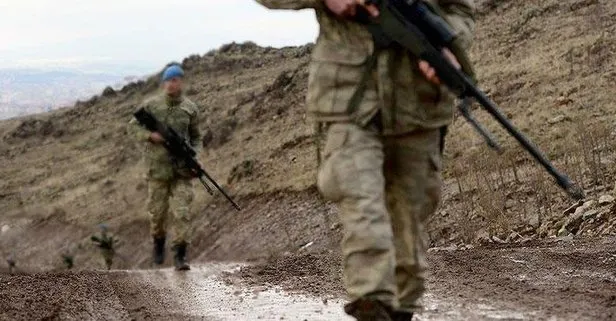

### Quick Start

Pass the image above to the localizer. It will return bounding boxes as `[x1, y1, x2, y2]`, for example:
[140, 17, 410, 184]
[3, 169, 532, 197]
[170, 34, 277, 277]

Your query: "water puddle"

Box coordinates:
[125, 264, 554, 321]
[417, 293, 536, 320]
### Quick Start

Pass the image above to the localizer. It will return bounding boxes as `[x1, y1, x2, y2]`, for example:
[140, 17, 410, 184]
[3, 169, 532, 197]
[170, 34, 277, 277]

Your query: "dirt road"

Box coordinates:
[1, 236, 613, 321]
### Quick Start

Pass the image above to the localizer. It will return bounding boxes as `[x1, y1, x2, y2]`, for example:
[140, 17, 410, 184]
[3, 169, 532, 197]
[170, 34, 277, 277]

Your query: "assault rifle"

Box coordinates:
[133, 108, 241, 211]
[355, 0, 583, 200]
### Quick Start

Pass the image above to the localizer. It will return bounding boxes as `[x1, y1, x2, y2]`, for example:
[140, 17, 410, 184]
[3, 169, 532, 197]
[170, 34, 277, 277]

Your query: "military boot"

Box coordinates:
[390, 311, 414, 321]
[172, 242, 190, 271]
[344, 298, 393, 321]
[153, 236, 166, 265]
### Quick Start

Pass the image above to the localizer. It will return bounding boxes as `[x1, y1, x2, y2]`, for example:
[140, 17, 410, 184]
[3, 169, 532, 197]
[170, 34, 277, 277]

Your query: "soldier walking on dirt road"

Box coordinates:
[127, 63, 202, 271]
[91, 224, 119, 270]
[255, 0, 475, 320]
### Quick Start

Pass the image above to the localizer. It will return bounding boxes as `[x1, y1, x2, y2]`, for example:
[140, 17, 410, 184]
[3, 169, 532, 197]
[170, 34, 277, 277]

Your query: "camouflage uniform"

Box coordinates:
[255, 0, 475, 318]
[127, 93, 201, 247]
[91, 228, 119, 270]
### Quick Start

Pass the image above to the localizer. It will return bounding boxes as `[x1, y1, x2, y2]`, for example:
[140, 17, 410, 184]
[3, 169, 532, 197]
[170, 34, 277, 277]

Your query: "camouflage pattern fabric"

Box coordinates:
[317, 121, 442, 313]
[147, 178, 194, 246]
[127, 93, 202, 181]
[256, 0, 475, 136]
[256, 0, 475, 317]
[128, 92, 201, 246]
[91, 232, 118, 270]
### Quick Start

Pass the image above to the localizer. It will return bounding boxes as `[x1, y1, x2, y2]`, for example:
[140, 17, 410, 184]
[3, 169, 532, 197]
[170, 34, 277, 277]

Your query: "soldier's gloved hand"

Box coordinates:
[419, 48, 461, 85]
[149, 132, 165, 144]
[325, 0, 379, 18]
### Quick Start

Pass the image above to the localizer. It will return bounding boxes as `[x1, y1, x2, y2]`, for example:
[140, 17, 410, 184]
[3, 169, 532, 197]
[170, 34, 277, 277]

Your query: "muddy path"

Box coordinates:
[1, 236, 614, 321]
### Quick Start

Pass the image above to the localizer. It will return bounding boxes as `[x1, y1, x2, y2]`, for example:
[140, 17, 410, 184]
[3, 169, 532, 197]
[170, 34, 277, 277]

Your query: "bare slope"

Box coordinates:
[0, 0, 615, 272]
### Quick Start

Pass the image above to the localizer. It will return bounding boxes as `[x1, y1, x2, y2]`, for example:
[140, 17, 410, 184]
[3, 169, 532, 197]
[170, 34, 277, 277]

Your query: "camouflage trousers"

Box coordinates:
[101, 248, 114, 270]
[147, 178, 194, 246]
[317, 121, 443, 314]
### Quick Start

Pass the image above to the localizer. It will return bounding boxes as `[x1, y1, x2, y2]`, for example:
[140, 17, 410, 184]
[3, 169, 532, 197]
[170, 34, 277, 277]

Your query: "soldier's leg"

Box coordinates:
[383, 128, 443, 314]
[317, 122, 397, 315]
[169, 178, 194, 246]
[169, 178, 194, 270]
[103, 249, 113, 270]
[147, 179, 171, 238]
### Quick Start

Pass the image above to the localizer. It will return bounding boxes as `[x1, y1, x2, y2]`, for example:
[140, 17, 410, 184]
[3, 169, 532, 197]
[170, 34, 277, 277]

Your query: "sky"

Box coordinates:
[0, 0, 318, 75]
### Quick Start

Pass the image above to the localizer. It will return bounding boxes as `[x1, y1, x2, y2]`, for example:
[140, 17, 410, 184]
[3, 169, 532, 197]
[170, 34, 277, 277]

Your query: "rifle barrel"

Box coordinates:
[198, 176, 215, 195]
[466, 84, 584, 200]
[198, 170, 242, 211]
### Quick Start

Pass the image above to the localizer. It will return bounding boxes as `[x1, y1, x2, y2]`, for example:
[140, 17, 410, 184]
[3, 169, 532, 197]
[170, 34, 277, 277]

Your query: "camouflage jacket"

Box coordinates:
[255, 0, 475, 135]
[127, 93, 202, 181]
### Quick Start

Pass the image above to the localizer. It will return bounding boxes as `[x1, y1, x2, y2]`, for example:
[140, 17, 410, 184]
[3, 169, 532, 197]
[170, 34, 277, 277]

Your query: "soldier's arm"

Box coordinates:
[127, 105, 152, 142]
[438, 0, 476, 50]
[189, 106, 202, 153]
[254, 0, 324, 10]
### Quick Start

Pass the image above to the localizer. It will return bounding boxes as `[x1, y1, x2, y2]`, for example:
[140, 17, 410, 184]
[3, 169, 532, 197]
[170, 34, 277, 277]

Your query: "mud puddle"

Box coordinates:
[118, 263, 353, 321]
[116, 264, 551, 321]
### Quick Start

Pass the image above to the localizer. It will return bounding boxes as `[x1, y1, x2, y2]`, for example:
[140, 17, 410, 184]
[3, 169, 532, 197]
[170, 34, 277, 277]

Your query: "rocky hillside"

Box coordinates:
[0, 0, 615, 271]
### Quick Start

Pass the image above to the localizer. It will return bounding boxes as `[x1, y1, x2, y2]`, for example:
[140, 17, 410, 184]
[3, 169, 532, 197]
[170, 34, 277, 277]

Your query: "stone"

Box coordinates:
[1, 225, 10, 234]
[556, 96, 573, 105]
[564, 209, 585, 234]
[475, 229, 491, 243]
[573, 205, 586, 217]
[598, 195, 615, 205]
[330, 222, 341, 231]
[583, 200, 596, 209]
[582, 209, 599, 220]
[528, 212, 540, 227]
[505, 199, 516, 209]
[563, 200, 584, 215]
[557, 227, 571, 237]
[506, 232, 520, 242]
[537, 222, 550, 237]
[492, 236, 506, 244]
[548, 115, 566, 124]
[299, 241, 314, 250]
[101, 86, 116, 98]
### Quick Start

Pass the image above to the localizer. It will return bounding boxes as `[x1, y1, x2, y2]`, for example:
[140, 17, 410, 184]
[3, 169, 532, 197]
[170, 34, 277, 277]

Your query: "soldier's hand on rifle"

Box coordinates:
[325, 0, 379, 18]
[190, 160, 204, 178]
[149, 132, 165, 144]
[419, 48, 461, 85]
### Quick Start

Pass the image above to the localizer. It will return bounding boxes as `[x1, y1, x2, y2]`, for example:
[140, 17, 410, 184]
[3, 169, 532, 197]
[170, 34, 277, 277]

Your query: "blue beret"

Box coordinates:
[161, 65, 184, 82]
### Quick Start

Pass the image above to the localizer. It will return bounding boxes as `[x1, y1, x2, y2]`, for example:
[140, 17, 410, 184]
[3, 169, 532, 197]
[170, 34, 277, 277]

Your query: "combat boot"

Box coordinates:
[344, 298, 393, 321]
[172, 242, 190, 271]
[390, 311, 414, 321]
[153, 236, 166, 265]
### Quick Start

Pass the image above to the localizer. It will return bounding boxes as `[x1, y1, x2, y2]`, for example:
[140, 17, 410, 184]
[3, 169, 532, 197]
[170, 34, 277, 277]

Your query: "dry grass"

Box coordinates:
[439, 117, 616, 242]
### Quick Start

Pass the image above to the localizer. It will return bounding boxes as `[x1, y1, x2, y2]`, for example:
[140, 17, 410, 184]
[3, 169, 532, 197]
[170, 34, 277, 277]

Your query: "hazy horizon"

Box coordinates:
[0, 0, 318, 76]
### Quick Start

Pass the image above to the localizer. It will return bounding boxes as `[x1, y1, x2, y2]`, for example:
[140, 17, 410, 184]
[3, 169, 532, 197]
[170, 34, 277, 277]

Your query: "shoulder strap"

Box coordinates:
[345, 52, 379, 116]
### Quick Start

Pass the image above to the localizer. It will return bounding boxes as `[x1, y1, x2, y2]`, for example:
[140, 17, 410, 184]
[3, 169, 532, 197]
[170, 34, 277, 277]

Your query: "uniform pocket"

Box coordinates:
[318, 124, 385, 202]
[306, 58, 379, 119]
[393, 53, 455, 126]
[321, 124, 348, 160]
[317, 125, 349, 202]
